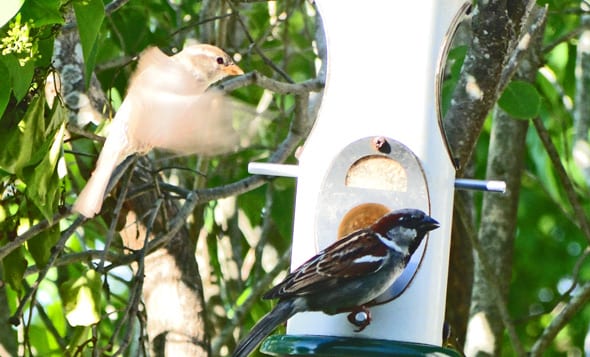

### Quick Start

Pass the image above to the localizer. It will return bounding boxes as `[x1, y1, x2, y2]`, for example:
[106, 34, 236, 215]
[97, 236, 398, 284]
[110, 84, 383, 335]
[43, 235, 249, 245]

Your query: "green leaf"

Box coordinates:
[23, 106, 67, 220]
[28, 324, 54, 355]
[0, 61, 10, 118]
[27, 224, 60, 268]
[0, 96, 66, 220]
[0, 95, 45, 174]
[20, 0, 63, 26]
[73, 0, 105, 87]
[0, 0, 24, 28]
[64, 326, 91, 355]
[498, 80, 541, 119]
[1, 54, 34, 101]
[46, 300, 67, 336]
[1, 245, 27, 291]
[60, 269, 102, 327]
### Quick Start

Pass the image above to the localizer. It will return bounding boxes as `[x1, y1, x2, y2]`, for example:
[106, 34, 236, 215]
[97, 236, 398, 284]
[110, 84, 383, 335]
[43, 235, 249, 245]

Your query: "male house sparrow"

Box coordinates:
[232, 208, 439, 357]
[72, 44, 243, 218]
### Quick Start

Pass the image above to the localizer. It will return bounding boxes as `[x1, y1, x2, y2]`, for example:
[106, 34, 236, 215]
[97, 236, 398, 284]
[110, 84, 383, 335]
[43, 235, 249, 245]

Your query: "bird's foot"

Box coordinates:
[347, 306, 371, 332]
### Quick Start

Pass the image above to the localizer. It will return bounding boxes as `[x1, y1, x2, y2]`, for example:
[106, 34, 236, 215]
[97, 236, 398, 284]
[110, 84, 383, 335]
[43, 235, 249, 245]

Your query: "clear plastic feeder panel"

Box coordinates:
[315, 137, 430, 303]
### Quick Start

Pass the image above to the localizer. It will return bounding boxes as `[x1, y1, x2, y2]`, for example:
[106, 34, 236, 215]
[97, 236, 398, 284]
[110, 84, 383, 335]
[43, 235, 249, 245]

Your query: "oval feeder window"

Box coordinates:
[315, 136, 431, 305]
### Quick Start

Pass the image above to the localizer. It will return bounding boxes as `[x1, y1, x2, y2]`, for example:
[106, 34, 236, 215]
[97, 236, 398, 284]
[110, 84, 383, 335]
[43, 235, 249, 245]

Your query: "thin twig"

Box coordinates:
[532, 117, 590, 243]
[24, 250, 128, 277]
[34, 301, 67, 350]
[66, 123, 106, 143]
[168, 13, 234, 39]
[225, 0, 294, 83]
[219, 71, 323, 95]
[105, 0, 130, 15]
[62, 0, 131, 31]
[0, 211, 70, 261]
[530, 282, 590, 355]
[9, 217, 84, 325]
[544, 24, 590, 54]
[561, 248, 590, 298]
[112, 200, 161, 355]
[98, 157, 137, 273]
[108, 199, 161, 355]
[497, 3, 548, 92]
[212, 248, 291, 354]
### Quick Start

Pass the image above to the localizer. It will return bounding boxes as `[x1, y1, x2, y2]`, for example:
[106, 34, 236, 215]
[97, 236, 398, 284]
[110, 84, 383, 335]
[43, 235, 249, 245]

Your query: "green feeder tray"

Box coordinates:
[260, 334, 462, 356]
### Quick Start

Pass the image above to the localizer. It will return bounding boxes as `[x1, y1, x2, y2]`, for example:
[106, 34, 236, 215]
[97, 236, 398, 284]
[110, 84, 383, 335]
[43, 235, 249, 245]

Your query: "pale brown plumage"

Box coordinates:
[72, 44, 243, 218]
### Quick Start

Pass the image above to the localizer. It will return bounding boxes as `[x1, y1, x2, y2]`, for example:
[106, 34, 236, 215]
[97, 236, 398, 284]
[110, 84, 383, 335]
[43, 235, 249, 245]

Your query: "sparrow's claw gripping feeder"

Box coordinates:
[248, 1, 500, 355]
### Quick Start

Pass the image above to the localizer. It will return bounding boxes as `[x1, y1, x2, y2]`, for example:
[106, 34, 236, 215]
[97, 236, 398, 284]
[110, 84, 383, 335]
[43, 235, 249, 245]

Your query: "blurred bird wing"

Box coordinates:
[221, 97, 276, 149]
[128, 88, 241, 155]
[124, 47, 262, 156]
[125, 46, 276, 156]
[264, 230, 390, 299]
[131, 47, 208, 94]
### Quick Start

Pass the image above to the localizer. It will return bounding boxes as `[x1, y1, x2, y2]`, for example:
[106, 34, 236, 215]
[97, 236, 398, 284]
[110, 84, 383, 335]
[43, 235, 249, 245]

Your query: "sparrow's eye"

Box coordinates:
[216, 57, 225, 65]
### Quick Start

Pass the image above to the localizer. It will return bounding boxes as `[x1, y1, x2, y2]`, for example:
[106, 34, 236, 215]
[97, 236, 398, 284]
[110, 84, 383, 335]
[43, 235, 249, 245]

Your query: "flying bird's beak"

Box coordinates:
[223, 63, 244, 76]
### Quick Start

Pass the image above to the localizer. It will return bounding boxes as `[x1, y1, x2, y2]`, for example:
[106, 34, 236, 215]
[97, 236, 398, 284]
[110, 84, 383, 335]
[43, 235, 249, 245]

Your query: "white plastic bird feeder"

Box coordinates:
[248, 0, 489, 355]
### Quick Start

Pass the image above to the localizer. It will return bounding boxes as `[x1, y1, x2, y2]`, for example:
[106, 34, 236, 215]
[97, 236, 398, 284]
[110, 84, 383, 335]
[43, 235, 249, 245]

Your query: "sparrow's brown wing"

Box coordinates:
[263, 229, 390, 300]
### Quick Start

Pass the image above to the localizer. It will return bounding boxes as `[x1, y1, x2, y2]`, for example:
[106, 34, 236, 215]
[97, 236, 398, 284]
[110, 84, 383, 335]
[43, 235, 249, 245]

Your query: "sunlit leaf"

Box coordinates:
[60, 269, 102, 327]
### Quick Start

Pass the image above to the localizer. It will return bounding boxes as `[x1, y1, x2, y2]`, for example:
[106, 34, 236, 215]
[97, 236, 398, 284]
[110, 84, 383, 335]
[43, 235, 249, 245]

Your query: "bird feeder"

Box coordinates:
[248, 0, 500, 355]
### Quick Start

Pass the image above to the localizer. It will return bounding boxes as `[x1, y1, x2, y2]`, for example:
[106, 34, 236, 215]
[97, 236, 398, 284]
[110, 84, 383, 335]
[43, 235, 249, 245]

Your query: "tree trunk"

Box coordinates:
[117, 159, 211, 356]
[464, 108, 528, 356]
[120, 208, 210, 356]
[464, 5, 545, 355]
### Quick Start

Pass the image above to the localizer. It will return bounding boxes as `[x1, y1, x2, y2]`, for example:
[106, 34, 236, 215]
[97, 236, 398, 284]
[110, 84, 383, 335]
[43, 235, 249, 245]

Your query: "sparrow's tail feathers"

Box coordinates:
[232, 300, 299, 357]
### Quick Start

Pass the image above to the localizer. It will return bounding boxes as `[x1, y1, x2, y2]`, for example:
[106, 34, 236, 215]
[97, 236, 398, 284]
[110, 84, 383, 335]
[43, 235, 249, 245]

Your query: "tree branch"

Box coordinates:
[444, 0, 543, 172]
[530, 282, 590, 355]
[532, 117, 590, 243]
[9, 217, 84, 325]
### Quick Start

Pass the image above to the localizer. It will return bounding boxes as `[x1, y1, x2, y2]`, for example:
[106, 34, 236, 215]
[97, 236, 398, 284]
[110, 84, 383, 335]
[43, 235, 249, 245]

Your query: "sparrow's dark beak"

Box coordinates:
[421, 216, 440, 232]
[223, 63, 244, 76]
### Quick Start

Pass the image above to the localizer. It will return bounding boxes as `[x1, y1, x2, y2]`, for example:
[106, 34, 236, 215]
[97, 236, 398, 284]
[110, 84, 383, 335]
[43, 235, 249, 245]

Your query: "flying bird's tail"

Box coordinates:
[72, 150, 121, 218]
[232, 300, 299, 357]
[72, 100, 135, 218]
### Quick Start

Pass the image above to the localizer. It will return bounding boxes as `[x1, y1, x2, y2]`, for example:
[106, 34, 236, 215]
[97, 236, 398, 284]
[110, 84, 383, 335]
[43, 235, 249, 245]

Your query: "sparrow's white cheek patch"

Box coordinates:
[398, 227, 417, 240]
[376, 232, 404, 253]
